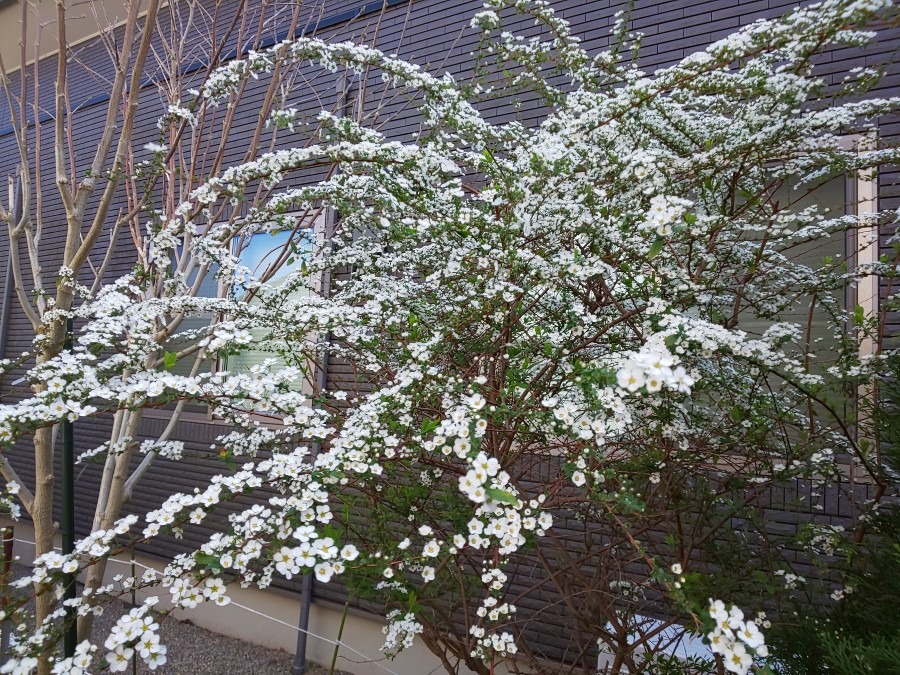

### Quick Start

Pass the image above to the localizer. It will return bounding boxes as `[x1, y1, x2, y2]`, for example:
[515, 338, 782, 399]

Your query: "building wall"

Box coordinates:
[0, 0, 131, 70]
[0, 0, 898, 672]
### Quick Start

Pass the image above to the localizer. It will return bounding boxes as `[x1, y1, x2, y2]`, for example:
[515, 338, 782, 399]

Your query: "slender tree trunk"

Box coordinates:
[77, 410, 143, 641]
[77, 562, 105, 641]
[76, 457, 136, 641]
[31, 318, 67, 675]
[31, 426, 55, 655]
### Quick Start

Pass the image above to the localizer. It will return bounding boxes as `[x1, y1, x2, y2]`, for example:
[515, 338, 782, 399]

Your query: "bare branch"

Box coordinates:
[70, 0, 162, 276]
[6, 173, 41, 330]
[54, 0, 75, 218]
[0, 454, 34, 514]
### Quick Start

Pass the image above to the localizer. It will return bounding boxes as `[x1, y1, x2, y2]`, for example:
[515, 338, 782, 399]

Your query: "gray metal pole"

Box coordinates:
[0, 257, 12, 387]
[291, 570, 314, 675]
[291, 264, 333, 674]
[0, 177, 21, 667]
[0, 526, 13, 666]
[291, 74, 344, 675]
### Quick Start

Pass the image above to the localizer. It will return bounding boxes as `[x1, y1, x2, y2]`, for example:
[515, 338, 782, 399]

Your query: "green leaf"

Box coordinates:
[420, 418, 439, 435]
[194, 552, 223, 571]
[591, 367, 618, 386]
[163, 352, 177, 370]
[648, 236, 665, 259]
[485, 487, 518, 505]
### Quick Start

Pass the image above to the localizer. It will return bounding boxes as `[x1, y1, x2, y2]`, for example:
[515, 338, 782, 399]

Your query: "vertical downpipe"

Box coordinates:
[291, 71, 345, 675]
[0, 173, 21, 668]
[291, 212, 336, 675]
[0, 527, 13, 666]
[0, 258, 11, 392]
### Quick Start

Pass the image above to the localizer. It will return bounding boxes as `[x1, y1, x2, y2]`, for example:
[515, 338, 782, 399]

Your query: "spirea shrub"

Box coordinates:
[1, 0, 899, 673]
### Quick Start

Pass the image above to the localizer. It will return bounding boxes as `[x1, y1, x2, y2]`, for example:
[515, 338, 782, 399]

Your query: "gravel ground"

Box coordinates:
[9, 565, 353, 675]
[90, 606, 352, 675]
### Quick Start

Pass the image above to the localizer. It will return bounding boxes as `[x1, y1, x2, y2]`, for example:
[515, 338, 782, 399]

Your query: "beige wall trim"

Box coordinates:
[844, 132, 880, 478]
[853, 135, 879, 359]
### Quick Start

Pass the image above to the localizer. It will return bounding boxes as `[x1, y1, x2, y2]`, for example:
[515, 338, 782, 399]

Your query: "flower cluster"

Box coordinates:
[469, 627, 517, 660]
[103, 601, 167, 671]
[382, 611, 423, 657]
[0, 480, 21, 520]
[139, 440, 184, 461]
[615, 342, 695, 395]
[641, 195, 691, 237]
[45, 642, 95, 675]
[157, 103, 197, 130]
[267, 108, 299, 132]
[706, 600, 767, 675]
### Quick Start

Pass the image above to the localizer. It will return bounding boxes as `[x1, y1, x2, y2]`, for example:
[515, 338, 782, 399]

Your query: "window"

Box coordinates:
[737, 175, 848, 373]
[221, 227, 314, 378]
[727, 135, 878, 475]
[160, 210, 326, 417]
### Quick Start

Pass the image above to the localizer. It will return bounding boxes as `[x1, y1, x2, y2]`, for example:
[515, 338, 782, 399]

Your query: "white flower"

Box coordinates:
[145, 645, 167, 671]
[706, 600, 765, 675]
[737, 621, 764, 649]
[137, 632, 161, 659]
[315, 563, 334, 582]
[616, 365, 645, 392]
[106, 646, 133, 672]
[723, 642, 752, 674]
